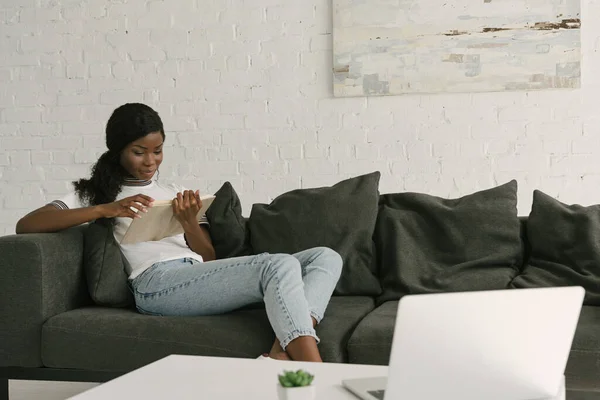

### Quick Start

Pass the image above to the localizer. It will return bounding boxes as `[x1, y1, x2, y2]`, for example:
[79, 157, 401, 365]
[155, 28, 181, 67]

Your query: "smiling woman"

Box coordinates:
[15, 103, 215, 262]
[122, 134, 164, 180]
[72, 103, 166, 209]
[14, 103, 343, 364]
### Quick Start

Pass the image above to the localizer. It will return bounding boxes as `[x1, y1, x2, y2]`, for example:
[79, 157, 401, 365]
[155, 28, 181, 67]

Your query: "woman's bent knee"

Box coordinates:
[269, 253, 301, 270]
[260, 253, 301, 282]
[314, 247, 343, 276]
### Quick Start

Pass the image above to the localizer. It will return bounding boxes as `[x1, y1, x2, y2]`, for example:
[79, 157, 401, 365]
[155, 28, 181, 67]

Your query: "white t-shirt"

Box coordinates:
[49, 178, 209, 280]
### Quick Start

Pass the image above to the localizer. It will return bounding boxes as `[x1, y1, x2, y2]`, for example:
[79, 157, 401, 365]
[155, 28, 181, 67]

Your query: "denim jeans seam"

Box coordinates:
[134, 260, 251, 298]
[272, 261, 299, 334]
[136, 304, 164, 316]
[131, 262, 161, 285]
[250, 252, 269, 265]
[302, 250, 322, 267]
[297, 250, 323, 279]
[299, 247, 340, 282]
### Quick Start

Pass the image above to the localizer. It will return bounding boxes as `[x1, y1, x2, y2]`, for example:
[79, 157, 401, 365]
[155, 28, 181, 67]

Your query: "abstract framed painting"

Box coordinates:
[333, 0, 581, 97]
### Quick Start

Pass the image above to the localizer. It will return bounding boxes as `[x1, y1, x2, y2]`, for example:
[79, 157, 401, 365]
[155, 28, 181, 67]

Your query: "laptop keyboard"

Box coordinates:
[368, 390, 385, 400]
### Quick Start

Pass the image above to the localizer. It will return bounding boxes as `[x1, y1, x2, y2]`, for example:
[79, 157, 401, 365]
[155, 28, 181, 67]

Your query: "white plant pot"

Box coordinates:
[276, 384, 316, 400]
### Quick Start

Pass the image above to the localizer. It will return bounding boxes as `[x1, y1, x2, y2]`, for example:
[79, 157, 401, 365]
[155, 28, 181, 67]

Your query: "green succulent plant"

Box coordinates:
[278, 369, 315, 387]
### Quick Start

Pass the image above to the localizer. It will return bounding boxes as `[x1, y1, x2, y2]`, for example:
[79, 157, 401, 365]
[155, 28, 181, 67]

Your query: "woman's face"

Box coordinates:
[120, 131, 164, 180]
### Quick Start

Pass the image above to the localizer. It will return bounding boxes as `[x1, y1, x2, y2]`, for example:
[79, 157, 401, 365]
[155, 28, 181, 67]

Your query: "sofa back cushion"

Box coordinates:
[206, 182, 253, 259]
[84, 221, 133, 307]
[519, 216, 530, 270]
[511, 190, 600, 305]
[248, 172, 382, 296]
[376, 180, 522, 303]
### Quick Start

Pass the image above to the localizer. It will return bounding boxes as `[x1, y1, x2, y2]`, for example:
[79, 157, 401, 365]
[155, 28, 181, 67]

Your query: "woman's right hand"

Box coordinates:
[99, 194, 155, 219]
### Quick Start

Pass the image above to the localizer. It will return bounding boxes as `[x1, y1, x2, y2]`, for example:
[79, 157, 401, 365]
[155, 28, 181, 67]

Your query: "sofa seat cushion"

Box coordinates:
[347, 301, 397, 366]
[567, 306, 600, 390]
[41, 297, 375, 372]
[347, 301, 600, 391]
[316, 296, 376, 362]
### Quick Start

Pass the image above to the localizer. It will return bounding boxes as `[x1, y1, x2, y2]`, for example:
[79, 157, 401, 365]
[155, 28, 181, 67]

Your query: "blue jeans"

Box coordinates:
[130, 247, 343, 349]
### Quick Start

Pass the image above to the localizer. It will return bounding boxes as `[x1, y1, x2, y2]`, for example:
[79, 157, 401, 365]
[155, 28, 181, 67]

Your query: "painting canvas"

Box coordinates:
[332, 0, 581, 97]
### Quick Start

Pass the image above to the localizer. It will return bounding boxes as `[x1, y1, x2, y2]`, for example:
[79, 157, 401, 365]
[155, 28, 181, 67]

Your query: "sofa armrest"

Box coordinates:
[0, 226, 92, 367]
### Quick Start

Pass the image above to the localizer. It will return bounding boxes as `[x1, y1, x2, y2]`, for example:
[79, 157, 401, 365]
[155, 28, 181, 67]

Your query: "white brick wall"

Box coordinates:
[0, 0, 599, 236]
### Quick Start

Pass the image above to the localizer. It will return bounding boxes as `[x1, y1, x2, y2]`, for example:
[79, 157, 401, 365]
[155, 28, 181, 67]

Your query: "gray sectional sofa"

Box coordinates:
[1, 173, 599, 399]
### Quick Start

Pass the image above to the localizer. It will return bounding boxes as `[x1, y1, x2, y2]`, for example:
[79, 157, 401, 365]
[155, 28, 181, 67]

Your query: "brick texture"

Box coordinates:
[0, 0, 597, 235]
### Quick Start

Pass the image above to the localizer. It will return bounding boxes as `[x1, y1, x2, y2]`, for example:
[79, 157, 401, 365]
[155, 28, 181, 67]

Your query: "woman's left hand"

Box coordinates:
[173, 190, 203, 229]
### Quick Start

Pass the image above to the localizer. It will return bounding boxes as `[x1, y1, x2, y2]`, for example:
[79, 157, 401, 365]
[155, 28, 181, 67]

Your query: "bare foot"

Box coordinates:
[270, 338, 284, 354]
[268, 351, 292, 361]
[269, 338, 291, 360]
[267, 317, 318, 362]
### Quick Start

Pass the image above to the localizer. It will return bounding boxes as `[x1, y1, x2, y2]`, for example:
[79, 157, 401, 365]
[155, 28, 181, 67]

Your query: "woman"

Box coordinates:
[16, 103, 343, 362]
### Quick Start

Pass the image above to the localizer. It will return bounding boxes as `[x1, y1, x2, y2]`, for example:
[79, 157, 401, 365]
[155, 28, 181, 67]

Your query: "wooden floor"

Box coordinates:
[9, 380, 99, 400]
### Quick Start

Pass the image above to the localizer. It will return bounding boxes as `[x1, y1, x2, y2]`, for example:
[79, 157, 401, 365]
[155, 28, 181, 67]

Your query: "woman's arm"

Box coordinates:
[173, 190, 217, 262]
[184, 224, 216, 262]
[16, 194, 155, 234]
[16, 204, 107, 234]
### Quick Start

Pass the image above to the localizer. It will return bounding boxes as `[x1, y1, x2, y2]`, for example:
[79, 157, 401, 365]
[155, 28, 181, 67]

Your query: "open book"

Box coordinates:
[120, 195, 216, 245]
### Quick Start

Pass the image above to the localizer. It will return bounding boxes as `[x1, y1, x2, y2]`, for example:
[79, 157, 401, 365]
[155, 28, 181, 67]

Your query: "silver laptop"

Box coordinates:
[343, 286, 584, 400]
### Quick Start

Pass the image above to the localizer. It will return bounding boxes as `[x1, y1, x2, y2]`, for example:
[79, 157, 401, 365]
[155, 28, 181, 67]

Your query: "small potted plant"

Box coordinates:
[277, 369, 316, 400]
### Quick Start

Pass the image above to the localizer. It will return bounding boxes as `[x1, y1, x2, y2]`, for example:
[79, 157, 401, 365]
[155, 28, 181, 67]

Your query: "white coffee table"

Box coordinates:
[68, 354, 388, 400]
[68, 354, 576, 400]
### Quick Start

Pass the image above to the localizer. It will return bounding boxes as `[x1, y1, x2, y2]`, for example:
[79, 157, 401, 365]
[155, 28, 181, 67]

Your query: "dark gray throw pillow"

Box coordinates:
[83, 221, 133, 307]
[206, 182, 253, 259]
[511, 190, 600, 305]
[248, 172, 382, 296]
[376, 180, 522, 304]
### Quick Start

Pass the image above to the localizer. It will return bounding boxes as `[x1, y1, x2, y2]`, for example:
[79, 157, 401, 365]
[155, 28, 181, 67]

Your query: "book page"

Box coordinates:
[120, 195, 215, 245]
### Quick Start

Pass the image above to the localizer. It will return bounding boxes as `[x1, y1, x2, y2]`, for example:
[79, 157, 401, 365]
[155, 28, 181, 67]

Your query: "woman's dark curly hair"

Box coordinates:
[73, 103, 165, 206]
